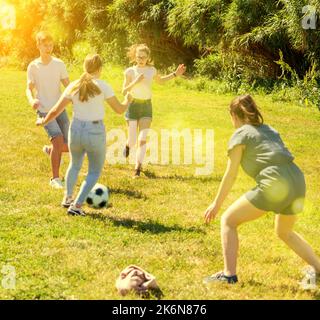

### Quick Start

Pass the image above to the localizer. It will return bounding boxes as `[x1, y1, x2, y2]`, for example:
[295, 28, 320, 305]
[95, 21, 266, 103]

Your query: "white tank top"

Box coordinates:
[124, 66, 157, 100]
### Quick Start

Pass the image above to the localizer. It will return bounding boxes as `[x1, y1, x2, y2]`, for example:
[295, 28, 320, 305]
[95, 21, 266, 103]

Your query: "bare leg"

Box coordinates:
[136, 118, 151, 170]
[50, 135, 64, 179]
[127, 120, 138, 149]
[61, 143, 69, 153]
[275, 214, 320, 273]
[45, 143, 69, 155]
[220, 196, 266, 276]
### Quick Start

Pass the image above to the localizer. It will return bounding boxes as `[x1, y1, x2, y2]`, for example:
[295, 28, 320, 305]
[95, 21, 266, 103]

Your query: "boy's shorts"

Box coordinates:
[37, 110, 69, 143]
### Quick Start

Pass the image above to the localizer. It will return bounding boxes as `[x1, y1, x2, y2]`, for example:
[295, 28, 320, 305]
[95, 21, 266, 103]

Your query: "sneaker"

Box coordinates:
[203, 271, 238, 285]
[67, 205, 86, 217]
[42, 145, 51, 156]
[61, 196, 73, 208]
[49, 177, 64, 189]
[42, 145, 63, 165]
[123, 145, 130, 158]
[133, 165, 142, 179]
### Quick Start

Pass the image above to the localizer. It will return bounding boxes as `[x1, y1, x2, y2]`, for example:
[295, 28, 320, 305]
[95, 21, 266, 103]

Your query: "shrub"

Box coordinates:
[194, 53, 223, 79]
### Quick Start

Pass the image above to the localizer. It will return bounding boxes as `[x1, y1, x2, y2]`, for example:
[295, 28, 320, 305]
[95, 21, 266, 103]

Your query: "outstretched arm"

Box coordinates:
[106, 93, 132, 114]
[122, 73, 144, 95]
[36, 96, 71, 126]
[204, 145, 244, 224]
[154, 64, 186, 85]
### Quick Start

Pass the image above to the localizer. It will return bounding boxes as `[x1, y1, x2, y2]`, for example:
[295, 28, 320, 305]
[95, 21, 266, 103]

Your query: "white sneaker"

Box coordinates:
[42, 145, 64, 165]
[61, 195, 73, 208]
[49, 178, 64, 189]
[42, 145, 51, 156]
[67, 205, 86, 216]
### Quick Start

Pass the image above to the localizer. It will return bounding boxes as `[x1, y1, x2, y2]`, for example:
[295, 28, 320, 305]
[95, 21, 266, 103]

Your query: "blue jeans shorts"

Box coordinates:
[37, 110, 69, 143]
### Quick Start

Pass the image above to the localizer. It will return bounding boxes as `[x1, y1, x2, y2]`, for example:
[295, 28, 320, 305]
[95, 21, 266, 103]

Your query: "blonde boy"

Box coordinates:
[26, 31, 70, 189]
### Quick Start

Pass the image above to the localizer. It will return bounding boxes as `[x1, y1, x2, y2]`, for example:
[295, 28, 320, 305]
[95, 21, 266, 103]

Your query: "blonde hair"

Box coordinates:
[127, 44, 154, 66]
[70, 54, 103, 102]
[230, 94, 264, 126]
[36, 31, 53, 46]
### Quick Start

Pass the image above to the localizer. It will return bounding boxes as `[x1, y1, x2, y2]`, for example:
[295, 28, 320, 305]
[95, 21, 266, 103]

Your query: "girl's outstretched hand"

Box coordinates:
[175, 64, 187, 76]
[204, 201, 220, 224]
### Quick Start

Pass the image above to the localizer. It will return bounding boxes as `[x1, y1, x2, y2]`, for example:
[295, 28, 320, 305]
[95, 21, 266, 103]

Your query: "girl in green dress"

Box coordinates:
[204, 94, 320, 284]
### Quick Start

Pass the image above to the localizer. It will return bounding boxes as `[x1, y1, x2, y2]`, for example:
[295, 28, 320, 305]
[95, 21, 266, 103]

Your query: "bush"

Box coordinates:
[194, 53, 223, 79]
[71, 41, 95, 65]
[274, 50, 320, 110]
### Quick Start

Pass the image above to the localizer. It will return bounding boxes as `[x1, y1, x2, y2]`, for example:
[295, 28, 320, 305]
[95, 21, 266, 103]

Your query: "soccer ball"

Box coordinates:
[86, 183, 109, 209]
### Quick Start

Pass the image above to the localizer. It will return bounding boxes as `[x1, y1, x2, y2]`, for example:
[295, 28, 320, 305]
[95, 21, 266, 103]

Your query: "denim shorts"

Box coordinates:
[37, 110, 69, 143]
[125, 99, 152, 121]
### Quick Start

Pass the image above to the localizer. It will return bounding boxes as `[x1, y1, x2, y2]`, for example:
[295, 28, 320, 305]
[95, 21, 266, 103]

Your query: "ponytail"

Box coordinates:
[70, 54, 103, 102]
[230, 94, 264, 126]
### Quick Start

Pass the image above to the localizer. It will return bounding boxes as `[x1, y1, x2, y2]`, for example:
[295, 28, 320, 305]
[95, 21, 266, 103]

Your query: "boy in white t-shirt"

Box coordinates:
[26, 31, 70, 189]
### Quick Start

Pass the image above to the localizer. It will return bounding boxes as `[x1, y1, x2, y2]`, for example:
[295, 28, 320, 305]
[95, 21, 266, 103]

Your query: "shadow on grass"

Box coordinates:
[269, 282, 320, 300]
[143, 169, 222, 183]
[140, 287, 164, 300]
[245, 279, 265, 288]
[88, 214, 205, 235]
[109, 187, 147, 200]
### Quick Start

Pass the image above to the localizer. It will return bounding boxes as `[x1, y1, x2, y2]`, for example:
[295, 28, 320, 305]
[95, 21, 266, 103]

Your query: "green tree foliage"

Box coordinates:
[2, 0, 320, 107]
[83, 0, 199, 66]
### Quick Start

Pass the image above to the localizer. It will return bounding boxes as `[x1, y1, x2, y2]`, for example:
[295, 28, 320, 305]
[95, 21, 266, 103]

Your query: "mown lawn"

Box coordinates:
[0, 66, 319, 300]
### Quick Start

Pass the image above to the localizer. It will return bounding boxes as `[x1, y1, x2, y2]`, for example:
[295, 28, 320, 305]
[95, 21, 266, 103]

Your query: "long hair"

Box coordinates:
[70, 54, 103, 102]
[229, 94, 264, 126]
[127, 44, 154, 66]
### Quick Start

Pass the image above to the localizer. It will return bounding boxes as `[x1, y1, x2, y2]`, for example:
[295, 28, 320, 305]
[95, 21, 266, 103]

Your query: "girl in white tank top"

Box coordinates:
[122, 44, 186, 178]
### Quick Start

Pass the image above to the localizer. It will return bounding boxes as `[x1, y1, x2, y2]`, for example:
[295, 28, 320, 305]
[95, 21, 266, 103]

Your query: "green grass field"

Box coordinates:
[0, 66, 320, 300]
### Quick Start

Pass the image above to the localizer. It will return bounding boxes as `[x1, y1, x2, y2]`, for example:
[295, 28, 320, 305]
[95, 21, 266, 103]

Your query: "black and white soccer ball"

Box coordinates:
[86, 183, 109, 209]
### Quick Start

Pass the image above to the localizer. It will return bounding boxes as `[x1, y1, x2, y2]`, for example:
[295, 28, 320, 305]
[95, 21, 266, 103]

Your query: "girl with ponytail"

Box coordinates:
[203, 94, 320, 284]
[70, 54, 103, 102]
[36, 54, 132, 216]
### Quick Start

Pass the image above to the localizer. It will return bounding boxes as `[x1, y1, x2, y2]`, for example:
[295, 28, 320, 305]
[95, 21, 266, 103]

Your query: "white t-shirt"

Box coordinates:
[27, 57, 69, 113]
[62, 79, 115, 121]
[124, 66, 157, 100]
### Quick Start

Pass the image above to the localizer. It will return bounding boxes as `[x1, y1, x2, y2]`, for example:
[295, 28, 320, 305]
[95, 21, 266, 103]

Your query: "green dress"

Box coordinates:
[228, 124, 305, 215]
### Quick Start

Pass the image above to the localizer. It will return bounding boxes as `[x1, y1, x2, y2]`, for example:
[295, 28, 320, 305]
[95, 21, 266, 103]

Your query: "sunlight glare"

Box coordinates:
[0, 1, 16, 30]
